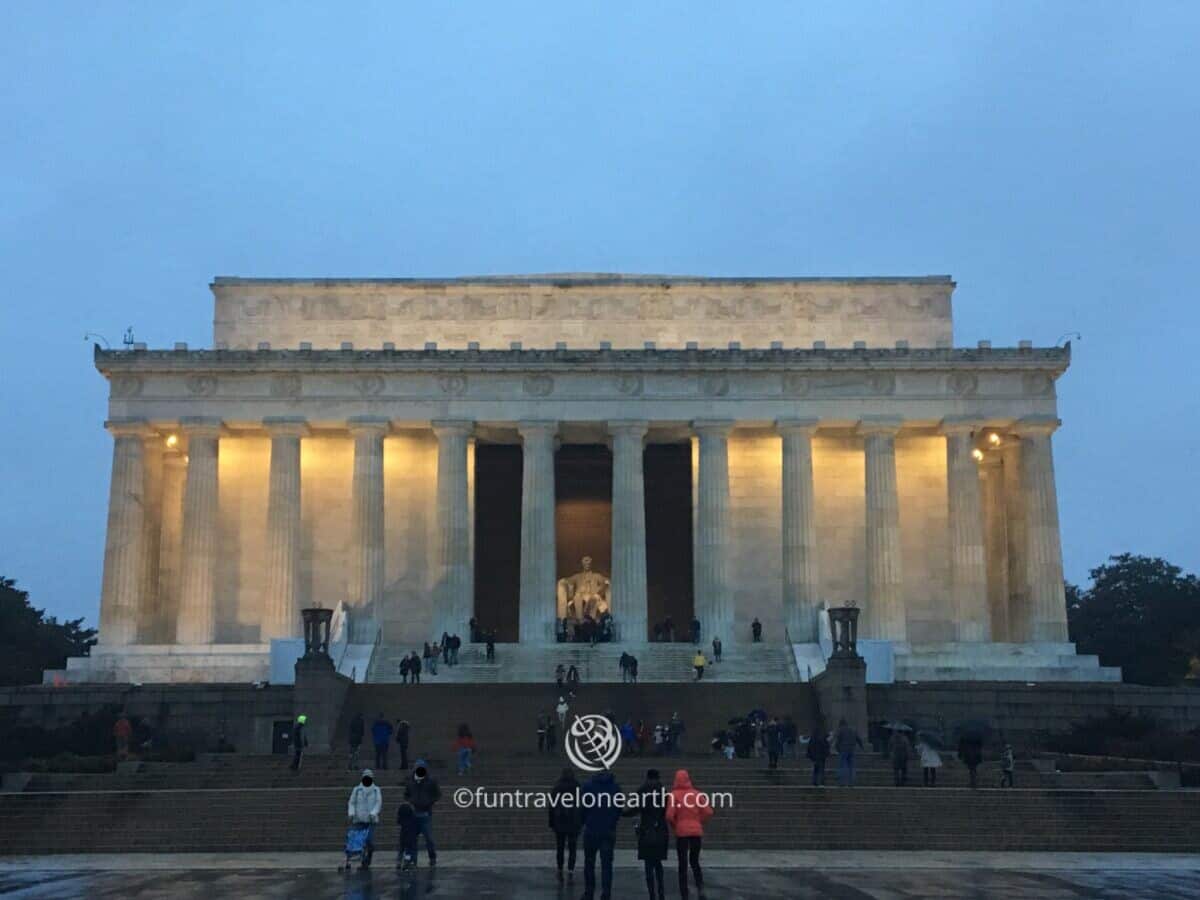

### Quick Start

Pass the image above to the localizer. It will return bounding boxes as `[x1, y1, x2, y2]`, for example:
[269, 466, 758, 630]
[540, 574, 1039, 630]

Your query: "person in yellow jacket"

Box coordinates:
[692, 650, 707, 681]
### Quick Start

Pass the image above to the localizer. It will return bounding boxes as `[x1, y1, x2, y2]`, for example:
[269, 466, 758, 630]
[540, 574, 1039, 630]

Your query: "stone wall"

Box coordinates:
[0, 684, 294, 755]
[211, 276, 955, 351]
[869, 682, 1200, 740]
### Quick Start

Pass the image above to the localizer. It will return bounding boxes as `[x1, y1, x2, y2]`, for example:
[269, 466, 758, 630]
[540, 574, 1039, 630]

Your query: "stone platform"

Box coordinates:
[45, 644, 270, 685]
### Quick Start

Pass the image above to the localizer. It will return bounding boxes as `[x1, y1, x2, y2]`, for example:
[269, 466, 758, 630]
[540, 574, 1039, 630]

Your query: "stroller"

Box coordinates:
[340, 822, 375, 872]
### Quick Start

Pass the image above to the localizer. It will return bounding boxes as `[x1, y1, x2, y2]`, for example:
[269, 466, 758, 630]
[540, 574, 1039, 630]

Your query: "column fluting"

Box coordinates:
[692, 420, 734, 644]
[942, 418, 990, 642]
[348, 417, 388, 643]
[176, 418, 222, 645]
[778, 419, 821, 643]
[861, 418, 906, 641]
[518, 422, 558, 643]
[609, 421, 649, 642]
[262, 417, 308, 641]
[1015, 416, 1070, 642]
[99, 419, 153, 646]
[432, 420, 474, 642]
[138, 432, 164, 643]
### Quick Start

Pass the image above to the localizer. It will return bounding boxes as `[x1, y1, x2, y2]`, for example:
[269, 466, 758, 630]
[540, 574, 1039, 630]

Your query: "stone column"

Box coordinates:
[860, 418, 906, 641]
[1001, 440, 1029, 641]
[778, 419, 821, 643]
[157, 450, 187, 643]
[980, 453, 1010, 641]
[692, 420, 734, 643]
[138, 432, 164, 643]
[1014, 416, 1070, 642]
[98, 419, 152, 646]
[348, 418, 389, 643]
[518, 422, 558, 643]
[942, 418, 990, 642]
[432, 420, 474, 641]
[609, 420, 649, 642]
[262, 417, 308, 641]
[176, 418, 222, 645]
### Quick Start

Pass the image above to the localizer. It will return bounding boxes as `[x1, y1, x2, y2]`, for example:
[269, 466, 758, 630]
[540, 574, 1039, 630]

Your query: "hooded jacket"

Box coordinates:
[404, 759, 442, 813]
[347, 777, 382, 824]
[580, 771, 623, 835]
[665, 770, 713, 838]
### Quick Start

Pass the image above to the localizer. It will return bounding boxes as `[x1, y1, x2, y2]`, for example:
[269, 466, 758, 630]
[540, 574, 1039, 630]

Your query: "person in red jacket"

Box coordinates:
[664, 769, 713, 900]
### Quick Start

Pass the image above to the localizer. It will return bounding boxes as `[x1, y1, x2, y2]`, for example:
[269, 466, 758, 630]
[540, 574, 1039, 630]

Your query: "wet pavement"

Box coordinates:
[2, 858, 1199, 899]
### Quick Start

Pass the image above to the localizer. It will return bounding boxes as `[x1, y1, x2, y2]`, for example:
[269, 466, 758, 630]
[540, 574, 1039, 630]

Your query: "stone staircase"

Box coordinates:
[368, 641, 798, 683]
[893, 642, 1121, 683]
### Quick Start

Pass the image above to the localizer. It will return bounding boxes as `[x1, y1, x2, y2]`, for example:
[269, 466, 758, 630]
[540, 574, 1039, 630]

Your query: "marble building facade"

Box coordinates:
[61, 275, 1118, 683]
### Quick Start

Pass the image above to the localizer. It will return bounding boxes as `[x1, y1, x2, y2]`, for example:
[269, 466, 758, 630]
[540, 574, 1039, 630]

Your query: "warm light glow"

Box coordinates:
[987, 432, 1002, 447]
[971, 448, 984, 462]
[165, 434, 179, 448]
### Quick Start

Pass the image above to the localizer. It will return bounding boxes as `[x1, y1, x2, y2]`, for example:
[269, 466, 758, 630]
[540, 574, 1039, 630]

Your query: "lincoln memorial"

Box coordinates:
[58, 274, 1118, 683]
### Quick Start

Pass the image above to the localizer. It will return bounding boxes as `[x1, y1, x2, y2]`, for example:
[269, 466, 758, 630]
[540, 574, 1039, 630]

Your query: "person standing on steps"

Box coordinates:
[692, 649, 707, 681]
[916, 734, 942, 786]
[395, 719, 410, 770]
[710, 637, 722, 663]
[958, 731, 984, 789]
[765, 717, 783, 770]
[546, 713, 558, 754]
[579, 767, 622, 900]
[555, 663, 566, 691]
[835, 718, 863, 787]
[625, 768, 669, 900]
[371, 713, 393, 770]
[454, 723, 476, 775]
[289, 714, 308, 772]
[404, 759, 441, 868]
[566, 665, 581, 698]
[548, 767, 582, 882]
[409, 651, 422, 684]
[751, 617, 763, 642]
[486, 630, 496, 662]
[629, 655, 639, 683]
[346, 767, 382, 870]
[348, 711, 365, 771]
[556, 695, 569, 729]
[399, 654, 411, 684]
[537, 711, 549, 753]
[888, 727, 912, 786]
[665, 768, 713, 900]
[690, 616, 701, 645]
[440, 632, 450, 667]
[1000, 742, 1016, 788]
[806, 726, 830, 786]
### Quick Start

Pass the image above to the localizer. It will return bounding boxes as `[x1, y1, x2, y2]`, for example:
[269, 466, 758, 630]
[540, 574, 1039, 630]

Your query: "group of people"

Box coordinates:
[549, 766, 714, 900]
[342, 759, 443, 872]
[712, 712, 800, 766]
[468, 617, 499, 655]
[345, 712, 412, 772]
[557, 611, 615, 644]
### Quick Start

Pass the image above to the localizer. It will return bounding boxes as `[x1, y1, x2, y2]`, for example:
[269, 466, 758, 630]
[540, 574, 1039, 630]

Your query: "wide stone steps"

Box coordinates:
[369, 642, 798, 684]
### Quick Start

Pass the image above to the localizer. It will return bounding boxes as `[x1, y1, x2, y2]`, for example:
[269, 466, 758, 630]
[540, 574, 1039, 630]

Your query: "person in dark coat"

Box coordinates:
[958, 733, 984, 789]
[289, 714, 308, 771]
[548, 767, 582, 880]
[710, 636, 722, 662]
[485, 631, 496, 662]
[624, 768, 669, 900]
[409, 651, 422, 684]
[751, 617, 763, 642]
[398, 655, 411, 684]
[765, 717, 784, 769]
[579, 769, 622, 900]
[806, 728, 831, 786]
[403, 759, 441, 866]
[395, 719, 410, 770]
[690, 616, 701, 644]
[371, 713, 393, 770]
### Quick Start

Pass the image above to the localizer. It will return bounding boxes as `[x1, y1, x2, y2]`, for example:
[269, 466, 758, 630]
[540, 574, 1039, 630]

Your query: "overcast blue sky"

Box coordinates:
[2, 2, 1197, 626]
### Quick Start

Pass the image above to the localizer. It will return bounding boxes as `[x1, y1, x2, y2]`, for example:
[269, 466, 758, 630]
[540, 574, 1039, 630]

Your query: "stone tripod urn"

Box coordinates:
[300, 606, 334, 662]
[827, 606, 861, 659]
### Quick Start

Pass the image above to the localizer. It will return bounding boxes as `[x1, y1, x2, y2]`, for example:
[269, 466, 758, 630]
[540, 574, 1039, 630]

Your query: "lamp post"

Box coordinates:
[300, 606, 334, 661]
[827, 605, 861, 659]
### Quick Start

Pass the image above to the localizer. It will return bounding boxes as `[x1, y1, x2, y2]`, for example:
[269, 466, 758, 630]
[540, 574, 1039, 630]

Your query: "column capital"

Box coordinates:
[608, 419, 649, 439]
[858, 416, 903, 438]
[1011, 415, 1060, 437]
[939, 415, 986, 437]
[691, 419, 735, 437]
[263, 416, 310, 438]
[346, 416, 391, 438]
[178, 417, 224, 439]
[431, 419, 475, 438]
[517, 420, 558, 441]
[776, 417, 820, 437]
[105, 417, 154, 439]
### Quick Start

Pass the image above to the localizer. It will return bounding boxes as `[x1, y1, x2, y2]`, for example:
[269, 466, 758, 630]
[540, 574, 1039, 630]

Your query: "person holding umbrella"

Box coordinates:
[915, 732, 943, 786]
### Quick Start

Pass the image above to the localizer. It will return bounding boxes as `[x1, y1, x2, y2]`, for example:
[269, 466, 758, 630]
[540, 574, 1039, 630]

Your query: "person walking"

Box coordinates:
[537, 712, 549, 754]
[428, 642, 440, 675]
[690, 616, 702, 645]
[548, 767, 582, 881]
[113, 713, 133, 761]
[751, 617, 763, 642]
[710, 637, 722, 663]
[395, 719, 411, 770]
[486, 631, 496, 662]
[409, 651, 422, 684]
[566, 664, 581, 697]
[371, 713, 393, 770]
[346, 768, 382, 870]
[454, 724, 476, 775]
[665, 769, 713, 900]
[546, 715, 558, 754]
[916, 735, 942, 786]
[348, 711, 365, 771]
[619, 652, 631, 683]
[440, 632, 450, 667]
[289, 714, 308, 772]
[834, 718, 863, 787]
[579, 768, 622, 900]
[958, 732, 984, 789]
[1000, 742, 1016, 788]
[555, 663, 566, 690]
[888, 727, 912, 786]
[626, 768, 669, 900]
[806, 727, 830, 786]
[399, 655, 411, 684]
[629, 655, 639, 683]
[692, 649, 707, 681]
[766, 717, 784, 770]
[404, 759, 441, 867]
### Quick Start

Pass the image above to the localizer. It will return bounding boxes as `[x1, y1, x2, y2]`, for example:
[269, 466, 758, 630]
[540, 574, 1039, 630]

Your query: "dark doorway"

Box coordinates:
[645, 443, 694, 638]
[474, 443, 522, 641]
[555, 444, 613, 581]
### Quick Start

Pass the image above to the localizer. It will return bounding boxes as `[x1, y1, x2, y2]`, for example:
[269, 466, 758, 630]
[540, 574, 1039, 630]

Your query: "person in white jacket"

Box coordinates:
[347, 769, 382, 867]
